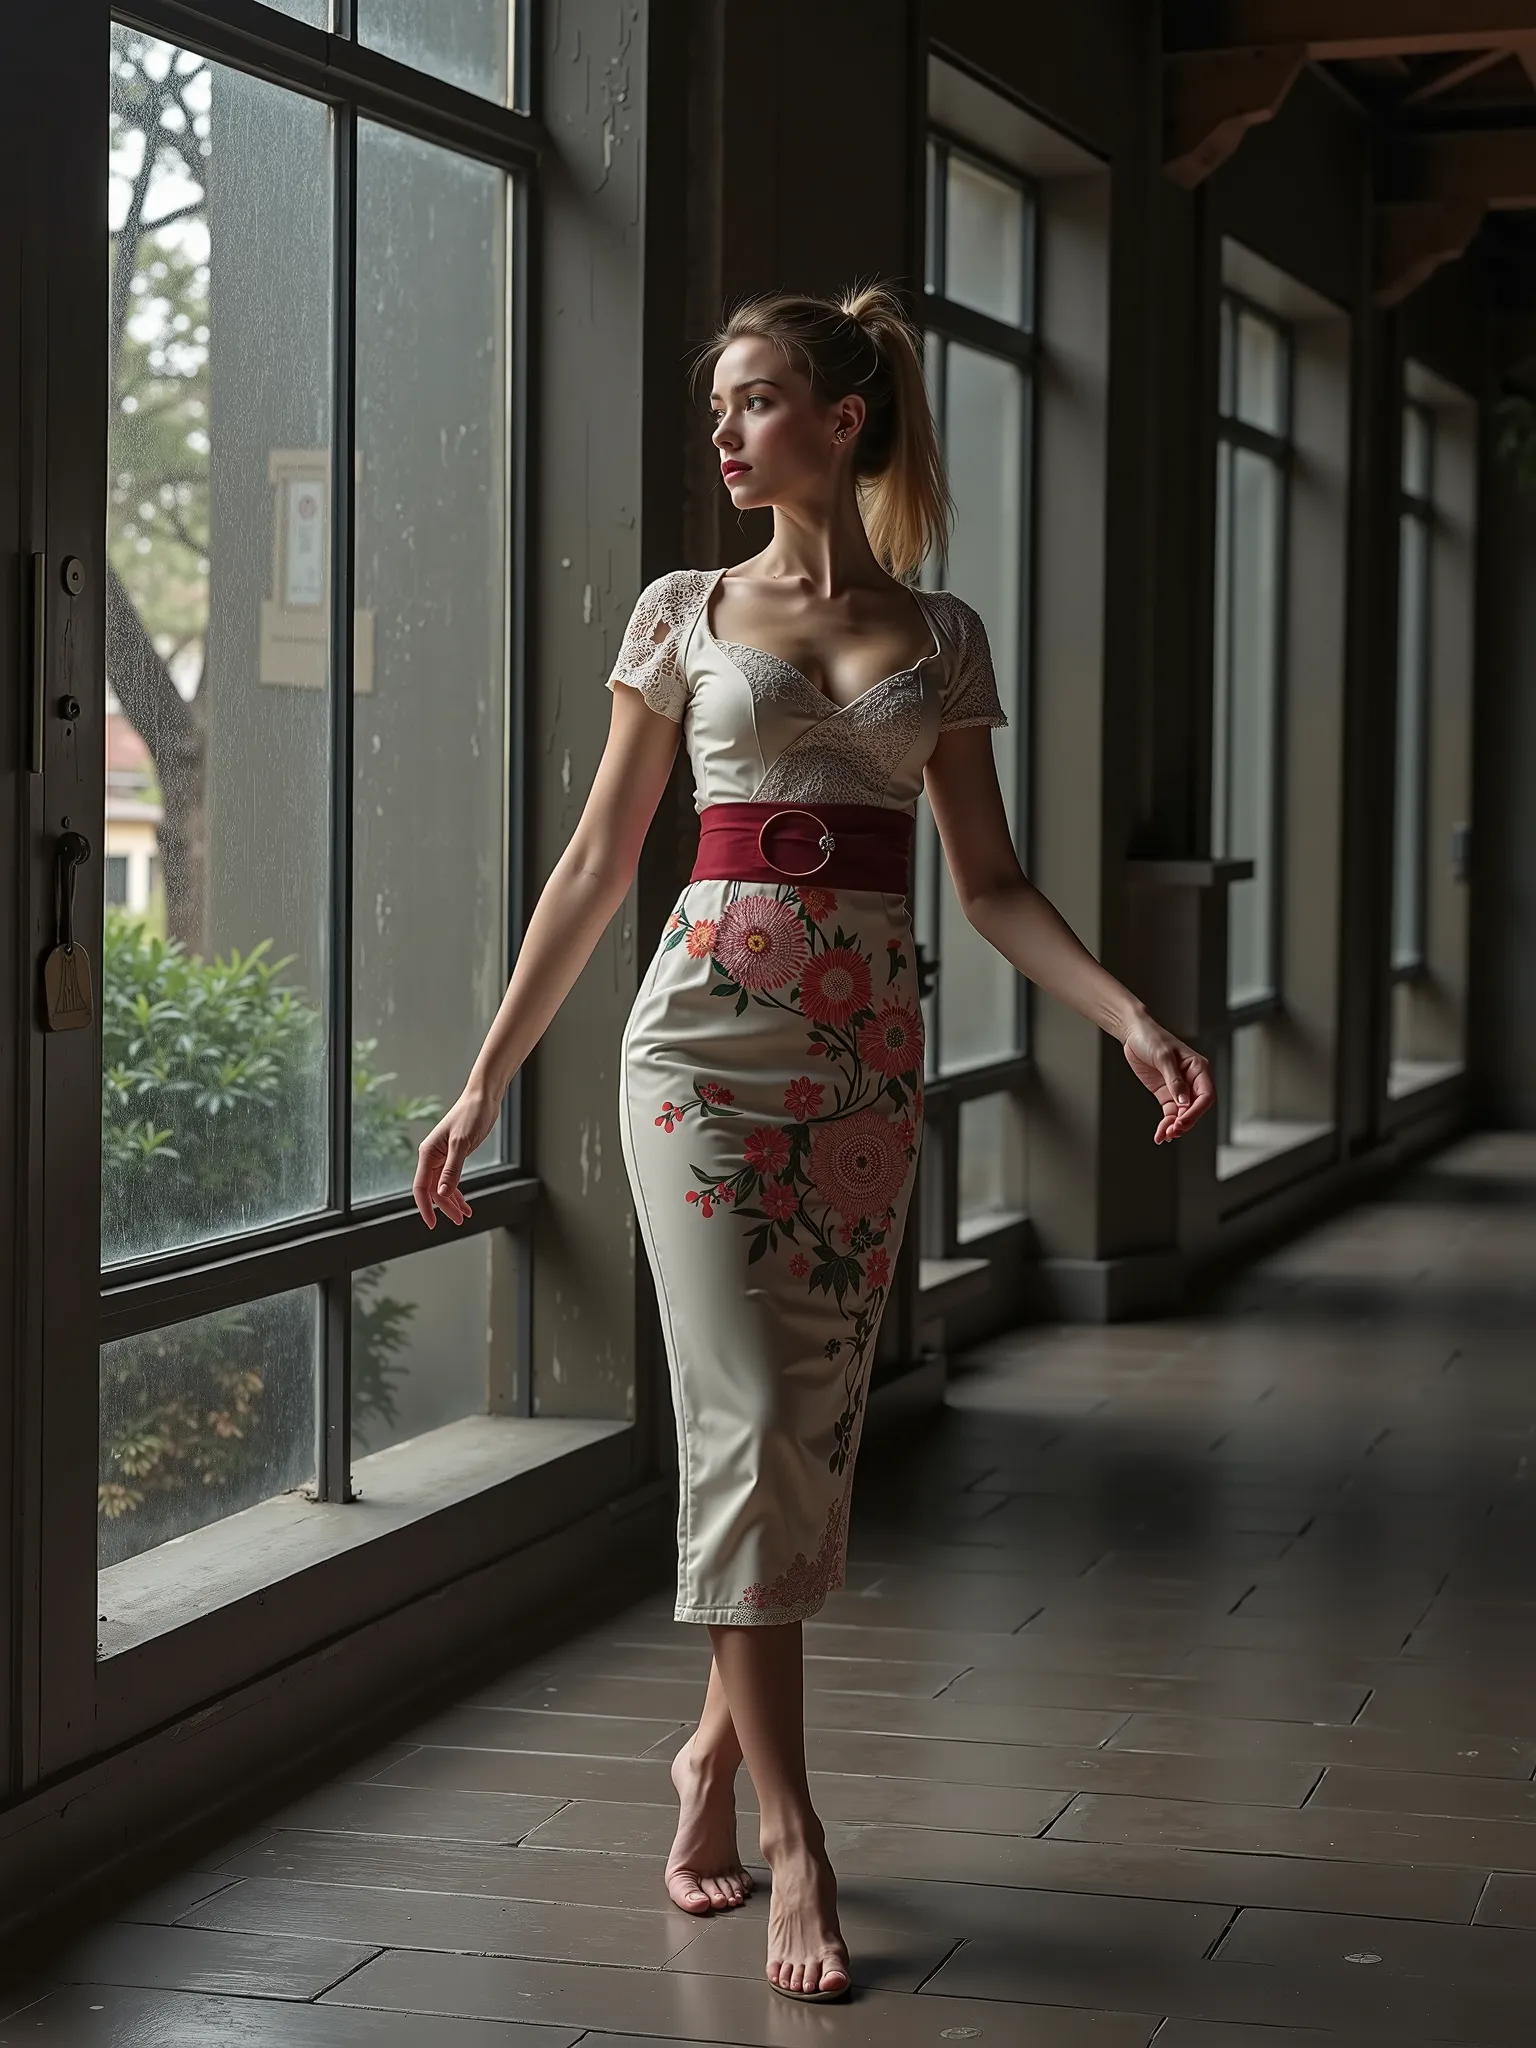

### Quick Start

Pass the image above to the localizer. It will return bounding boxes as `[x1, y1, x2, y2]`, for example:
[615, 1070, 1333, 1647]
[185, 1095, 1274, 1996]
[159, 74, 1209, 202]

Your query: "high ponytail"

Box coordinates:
[695, 279, 953, 582]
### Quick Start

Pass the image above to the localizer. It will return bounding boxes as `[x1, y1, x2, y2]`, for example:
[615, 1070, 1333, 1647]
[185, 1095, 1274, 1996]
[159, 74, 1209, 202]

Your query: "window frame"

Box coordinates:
[1391, 393, 1436, 983]
[1211, 290, 1294, 1030]
[916, 125, 1038, 1264]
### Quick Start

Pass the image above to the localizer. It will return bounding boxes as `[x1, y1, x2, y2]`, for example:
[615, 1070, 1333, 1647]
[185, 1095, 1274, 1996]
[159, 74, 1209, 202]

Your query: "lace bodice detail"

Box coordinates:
[606, 567, 1007, 814]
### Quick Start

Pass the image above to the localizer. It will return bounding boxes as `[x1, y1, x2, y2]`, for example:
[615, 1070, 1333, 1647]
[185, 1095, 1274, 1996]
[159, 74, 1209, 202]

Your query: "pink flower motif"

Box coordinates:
[807, 1107, 910, 1229]
[865, 1247, 891, 1292]
[857, 1002, 923, 1079]
[887, 936, 901, 951]
[788, 1250, 810, 1279]
[716, 1185, 735, 1204]
[656, 1100, 686, 1132]
[761, 1178, 798, 1223]
[667, 910, 685, 931]
[895, 1113, 916, 1149]
[797, 885, 838, 921]
[744, 1125, 791, 1175]
[784, 1075, 826, 1121]
[698, 1080, 735, 1105]
[685, 918, 718, 959]
[800, 945, 872, 1028]
[685, 1187, 716, 1216]
[716, 895, 808, 992]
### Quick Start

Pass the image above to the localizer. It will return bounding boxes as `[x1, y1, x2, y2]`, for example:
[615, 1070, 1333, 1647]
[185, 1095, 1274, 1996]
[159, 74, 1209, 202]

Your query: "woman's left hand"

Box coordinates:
[1121, 1013, 1215, 1144]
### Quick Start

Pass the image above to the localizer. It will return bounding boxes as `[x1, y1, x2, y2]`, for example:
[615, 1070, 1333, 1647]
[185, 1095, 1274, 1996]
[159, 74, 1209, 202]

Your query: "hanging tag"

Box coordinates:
[44, 943, 93, 1030]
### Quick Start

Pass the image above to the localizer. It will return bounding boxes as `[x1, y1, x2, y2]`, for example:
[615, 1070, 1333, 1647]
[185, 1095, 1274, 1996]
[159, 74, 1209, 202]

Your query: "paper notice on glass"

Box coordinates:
[285, 476, 326, 607]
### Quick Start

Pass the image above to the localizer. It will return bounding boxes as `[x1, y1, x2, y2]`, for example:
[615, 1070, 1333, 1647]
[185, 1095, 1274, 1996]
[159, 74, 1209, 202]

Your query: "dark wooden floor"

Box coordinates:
[8, 1129, 1536, 2044]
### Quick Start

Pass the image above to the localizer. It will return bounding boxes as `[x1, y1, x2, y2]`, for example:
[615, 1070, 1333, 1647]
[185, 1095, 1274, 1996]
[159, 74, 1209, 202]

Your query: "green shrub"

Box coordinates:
[99, 909, 442, 1564]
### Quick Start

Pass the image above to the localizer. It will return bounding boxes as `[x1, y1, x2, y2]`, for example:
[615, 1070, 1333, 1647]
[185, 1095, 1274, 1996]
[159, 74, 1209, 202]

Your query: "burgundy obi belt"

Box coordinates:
[691, 800, 914, 893]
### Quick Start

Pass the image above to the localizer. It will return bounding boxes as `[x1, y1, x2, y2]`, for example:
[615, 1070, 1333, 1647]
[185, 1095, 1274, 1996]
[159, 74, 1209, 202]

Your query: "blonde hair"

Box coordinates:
[696, 280, 952, 582]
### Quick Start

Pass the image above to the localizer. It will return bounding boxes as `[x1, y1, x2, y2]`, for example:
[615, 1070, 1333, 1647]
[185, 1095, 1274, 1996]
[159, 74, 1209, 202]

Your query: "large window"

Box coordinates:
[99, 13, 535, 1583]
[917, 128, 1035, 1254]
[1212, 293, 1291, 1016]
[1386, 367, 1476, 1105]
[1212, 293, 1293, 1159]
[1392, 397, 1435, 976]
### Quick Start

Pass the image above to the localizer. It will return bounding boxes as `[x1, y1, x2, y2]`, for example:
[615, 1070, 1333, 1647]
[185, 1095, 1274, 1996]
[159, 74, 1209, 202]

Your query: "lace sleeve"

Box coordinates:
[606, 571, 708, 722]
[933, 594, 1009, 731]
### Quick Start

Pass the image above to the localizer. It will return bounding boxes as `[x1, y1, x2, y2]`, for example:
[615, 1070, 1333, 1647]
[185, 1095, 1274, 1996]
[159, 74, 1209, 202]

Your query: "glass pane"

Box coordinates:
[105, 31, 333, 1268]
[924, 139, 939, 297]
[1217, 297, 1235, 417]
[937, 342, 1025, 1071]
[1217, 445, 1284, 1007]
[357, 0, 512, 104]
[1391, 512, 1432, 972]
[1234, 307, 1286, 435]
[352, 1230, 522, 1462]
[1230, 1019, 1264, 1130]
[1402, 400, 1433, 497]
[100, 1287, 318, 1568]
[957, 1090, 1027, 1240]
[943, 152, 1027, 329]
[353, 122, 512, 1200]
[261, 0, 330, 23]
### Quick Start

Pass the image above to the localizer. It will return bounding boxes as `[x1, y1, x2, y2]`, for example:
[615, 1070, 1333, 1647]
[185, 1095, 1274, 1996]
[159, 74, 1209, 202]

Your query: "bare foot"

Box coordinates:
[665, 1736, 755, 1914]
[763, 1833, 850, 1997]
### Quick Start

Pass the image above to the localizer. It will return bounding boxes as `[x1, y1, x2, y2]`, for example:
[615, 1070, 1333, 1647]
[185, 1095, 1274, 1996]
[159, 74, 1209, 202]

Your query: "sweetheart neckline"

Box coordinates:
[701, 569, 942, 718]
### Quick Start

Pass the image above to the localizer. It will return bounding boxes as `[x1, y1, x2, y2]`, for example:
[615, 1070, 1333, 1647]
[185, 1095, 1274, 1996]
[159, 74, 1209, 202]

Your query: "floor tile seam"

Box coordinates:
[1048, 1821, 1518, 1881]
[248, 1811, 579, 1854]
[179, 1874, 689, 1920]
[308, 1940, 388, 2001]
[1295, 1766, 1329, 1811]
[315, 1948, 1163, 2024]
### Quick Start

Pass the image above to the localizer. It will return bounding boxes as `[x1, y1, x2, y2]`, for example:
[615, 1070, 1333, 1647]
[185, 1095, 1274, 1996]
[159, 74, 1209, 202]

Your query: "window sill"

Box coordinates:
[957, 1204, 1030, 1246]
[1388, 1057, 1464, 1101]
[97, 1414, 630, 1661]
[1217, 1117, 1335, 1183]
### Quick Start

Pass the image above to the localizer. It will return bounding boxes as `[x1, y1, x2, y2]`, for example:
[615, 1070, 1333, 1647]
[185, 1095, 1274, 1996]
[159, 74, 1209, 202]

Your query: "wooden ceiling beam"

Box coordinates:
[1166, 2, 1536, 60]
[1389, 127, 1536, 207]
[1375, 200, 1488, 305]
[1164, 46, 1306, 187]
[1399, 48, 1512, 106]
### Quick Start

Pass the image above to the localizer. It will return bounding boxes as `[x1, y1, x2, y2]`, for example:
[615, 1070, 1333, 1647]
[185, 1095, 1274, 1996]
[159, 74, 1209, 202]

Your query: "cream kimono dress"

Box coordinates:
[609, 567, 1008, 1623]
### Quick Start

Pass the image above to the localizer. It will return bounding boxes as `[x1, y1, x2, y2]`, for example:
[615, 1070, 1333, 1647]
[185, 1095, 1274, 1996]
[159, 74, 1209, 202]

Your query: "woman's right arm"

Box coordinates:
[412, 680, 682, 1227]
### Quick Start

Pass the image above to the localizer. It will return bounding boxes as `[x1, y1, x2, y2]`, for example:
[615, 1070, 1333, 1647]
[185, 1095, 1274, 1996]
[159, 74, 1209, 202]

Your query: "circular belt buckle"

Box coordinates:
[758, 806, 835, 878]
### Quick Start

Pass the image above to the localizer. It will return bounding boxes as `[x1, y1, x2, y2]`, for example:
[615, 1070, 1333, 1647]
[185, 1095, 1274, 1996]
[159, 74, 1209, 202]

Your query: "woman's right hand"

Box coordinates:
[413, 1080, 503, 1228]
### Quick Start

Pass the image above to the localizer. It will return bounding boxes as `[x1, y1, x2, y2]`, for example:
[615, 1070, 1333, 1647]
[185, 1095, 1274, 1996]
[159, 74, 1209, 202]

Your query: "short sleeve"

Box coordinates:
[934, 594, 1009, 732]
[606, 571, 707, 723]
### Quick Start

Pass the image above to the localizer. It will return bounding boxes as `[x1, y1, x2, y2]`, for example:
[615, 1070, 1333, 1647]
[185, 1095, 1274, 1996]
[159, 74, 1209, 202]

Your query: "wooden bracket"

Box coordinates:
[1374, 200, 1489, 305]
[1164, 46, 1307, 190]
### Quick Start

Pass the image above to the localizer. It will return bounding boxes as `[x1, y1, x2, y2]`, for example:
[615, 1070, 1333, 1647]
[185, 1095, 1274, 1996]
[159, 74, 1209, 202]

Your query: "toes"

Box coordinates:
[820, 1957, 850, 1994]
[667, 1872, 712, 1914]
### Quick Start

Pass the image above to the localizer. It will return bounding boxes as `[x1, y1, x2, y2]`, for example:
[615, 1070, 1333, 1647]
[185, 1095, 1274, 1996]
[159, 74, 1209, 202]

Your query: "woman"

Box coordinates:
[414, 283, 1214, 2003]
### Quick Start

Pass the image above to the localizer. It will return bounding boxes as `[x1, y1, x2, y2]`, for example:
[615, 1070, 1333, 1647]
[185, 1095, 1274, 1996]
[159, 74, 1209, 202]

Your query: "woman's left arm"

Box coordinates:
[924, 726, 1214, 1145]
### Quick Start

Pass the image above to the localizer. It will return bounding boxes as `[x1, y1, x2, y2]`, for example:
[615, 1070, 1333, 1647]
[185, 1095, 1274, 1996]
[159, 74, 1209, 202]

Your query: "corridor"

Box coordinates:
[2, 1130, 1531, 2041]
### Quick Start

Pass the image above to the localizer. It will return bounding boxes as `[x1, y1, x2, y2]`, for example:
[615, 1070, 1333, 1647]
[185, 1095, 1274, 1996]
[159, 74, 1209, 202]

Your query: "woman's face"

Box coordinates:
[708, 334, 862, 513]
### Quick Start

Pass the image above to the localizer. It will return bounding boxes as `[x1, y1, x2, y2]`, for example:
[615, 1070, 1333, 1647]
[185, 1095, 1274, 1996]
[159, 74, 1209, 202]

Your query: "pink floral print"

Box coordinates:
[808, 1107, 909, 1234]
[714, 895, 807, 995]
[739, 1487, 851, 1620]
[800, 946, 872, 1028]
[654, 881, 924, 1491]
